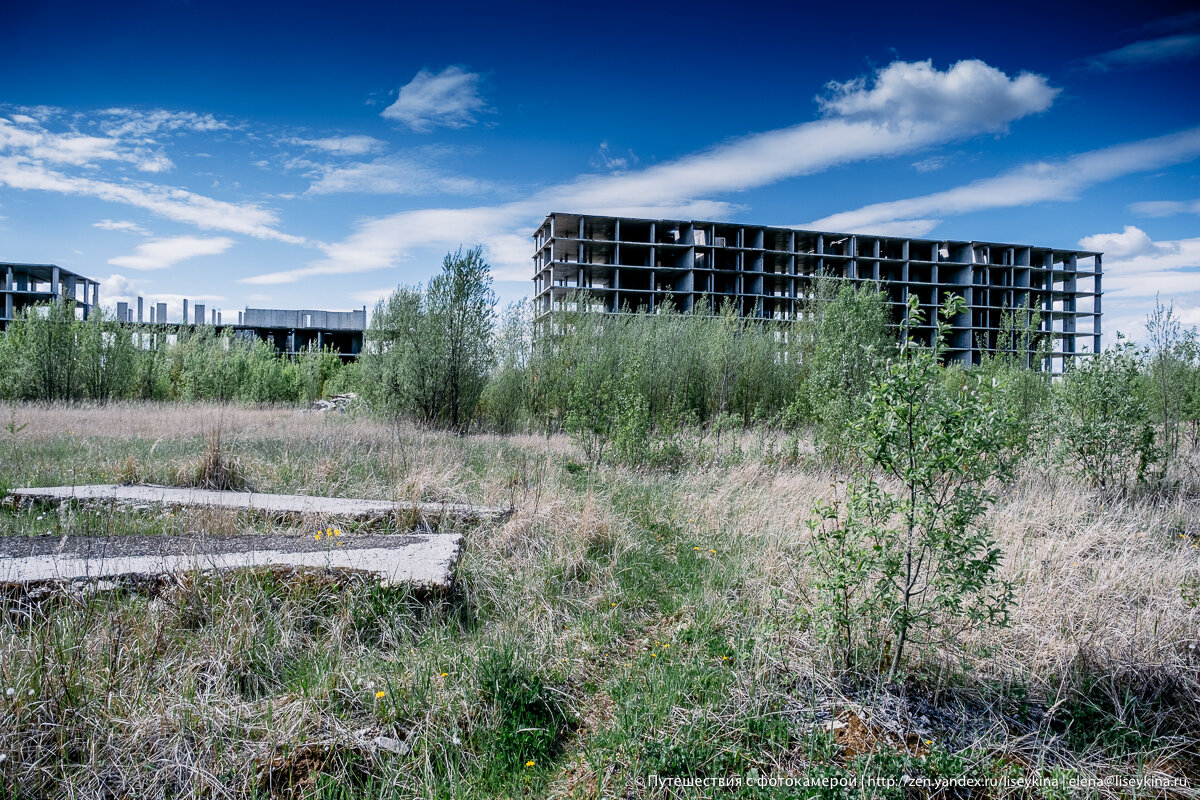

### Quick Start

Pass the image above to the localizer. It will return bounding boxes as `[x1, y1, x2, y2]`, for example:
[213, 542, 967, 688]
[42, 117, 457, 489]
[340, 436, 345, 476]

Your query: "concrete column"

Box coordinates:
[211, 308, 216, 325]
[238, 311, 243, 325]
[137, 297, 144, 323]
[5, 267, 11, 290]
[218, 311, 222, 326]
[51, 266, 60, 300]
[91, 282, 98, 309]
[157, 303, 167, 324]
[117, 301, 128, 321]
[195, 304, 205, 325]
[150, 307, 155, 324]
[183, 299, 188, 325]
[4, 292, 11, 322]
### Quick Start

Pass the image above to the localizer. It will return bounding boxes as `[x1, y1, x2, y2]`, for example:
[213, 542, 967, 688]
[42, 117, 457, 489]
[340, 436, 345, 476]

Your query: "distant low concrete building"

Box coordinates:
[1, 262, 99, 329]
[235, 307, 367, 358]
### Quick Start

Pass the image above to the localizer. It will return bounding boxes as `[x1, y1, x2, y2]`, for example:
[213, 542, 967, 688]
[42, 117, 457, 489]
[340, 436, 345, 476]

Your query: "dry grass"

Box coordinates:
[0, 402, 1197, 797]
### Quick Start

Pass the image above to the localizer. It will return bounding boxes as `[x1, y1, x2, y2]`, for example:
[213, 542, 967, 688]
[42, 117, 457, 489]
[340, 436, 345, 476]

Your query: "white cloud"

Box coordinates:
[1087, 33, 1200, 71]
[1077, 227, 1199, 299]
[289, 135, 385, 156]
[381, 66, 488, 132]
[1129, 198, 1200, 217]
[808, 126, 1200, 232]
[93, 219, 150, 235]
[107, 235, 234, 270]
[0, 156, 305, 244]
[817, 59, 1058, 131]
[1078, 225, 1178, 259]
[911, 155, 951, 173]
[244, 58, 1058, 285]
[305, 154, 491, 196]
[97, 109, 231, 138]
[592, 141, 637, 171]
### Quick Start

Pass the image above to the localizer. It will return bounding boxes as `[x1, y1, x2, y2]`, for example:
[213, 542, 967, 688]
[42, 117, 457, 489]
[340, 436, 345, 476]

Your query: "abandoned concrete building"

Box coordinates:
[1, 262, 99, 330]
[532, 213, 1102, 370]
[110, 299, 367, 359]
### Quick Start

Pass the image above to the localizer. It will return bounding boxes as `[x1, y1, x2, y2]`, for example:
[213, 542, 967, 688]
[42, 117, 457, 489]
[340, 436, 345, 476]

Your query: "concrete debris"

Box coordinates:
[0, 531, 462, 592]
[6, 483, 510, 523]
[370, 735, 410, 756]
[308, 392, 359, 412]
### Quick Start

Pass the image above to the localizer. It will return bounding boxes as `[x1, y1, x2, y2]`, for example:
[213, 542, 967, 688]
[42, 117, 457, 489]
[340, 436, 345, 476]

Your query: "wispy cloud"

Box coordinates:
[911, 154, 951, 173]
[807, 126, 1200, 234]
[1130, 198, 1200, 217]
[1086, 33, 1200, 71]
[244, 58, 1059, 285]
[288, 135, 385, 156]
[592, 141, 638, 171]
[381, 66, 488, 133]
[107, 235, 234, 270]
[0, 156, 304, 244]
[93, 219, 150, 235]
[305, 154, 492, 196]
[0, 107, 305, 244]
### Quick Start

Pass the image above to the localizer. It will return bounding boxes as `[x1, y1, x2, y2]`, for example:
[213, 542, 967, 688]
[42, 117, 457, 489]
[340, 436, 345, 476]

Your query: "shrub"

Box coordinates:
[808, 296, 1015, 676]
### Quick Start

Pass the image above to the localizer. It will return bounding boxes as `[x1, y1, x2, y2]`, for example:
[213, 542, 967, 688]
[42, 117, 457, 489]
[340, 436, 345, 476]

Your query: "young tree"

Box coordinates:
[808, 296, 1014, 676]
[795, 278, 894, 464]
[362, 246, 496, 431]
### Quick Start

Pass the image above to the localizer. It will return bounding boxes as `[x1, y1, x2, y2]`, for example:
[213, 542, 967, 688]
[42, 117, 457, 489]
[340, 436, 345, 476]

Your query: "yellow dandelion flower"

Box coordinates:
[526, 760, 535, 767]
[651, 653, 657, 658]
[375, 691, 386, 699]
[335, 529, 341, 536]
[722, 656, 728, 660]
[710, 549, 715, 553]
[693, 547, 700, 551]
[440, 672, 448, 677]
[314, 533, 321, 540]
[663, 644, 669, 648]
[611, 602, 616, 607]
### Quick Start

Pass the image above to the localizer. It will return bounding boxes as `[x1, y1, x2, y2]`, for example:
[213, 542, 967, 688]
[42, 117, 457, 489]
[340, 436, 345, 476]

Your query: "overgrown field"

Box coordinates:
[1, 402, 1198, 798]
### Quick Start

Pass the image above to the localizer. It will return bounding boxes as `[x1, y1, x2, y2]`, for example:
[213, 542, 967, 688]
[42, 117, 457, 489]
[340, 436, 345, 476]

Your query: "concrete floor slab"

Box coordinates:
[6, 484, 508, 523]
[0, 531, 463, 591]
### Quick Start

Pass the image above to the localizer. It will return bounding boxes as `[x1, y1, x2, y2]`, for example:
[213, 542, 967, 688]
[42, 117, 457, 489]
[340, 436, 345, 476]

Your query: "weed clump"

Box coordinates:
[172, 427, 252, 491]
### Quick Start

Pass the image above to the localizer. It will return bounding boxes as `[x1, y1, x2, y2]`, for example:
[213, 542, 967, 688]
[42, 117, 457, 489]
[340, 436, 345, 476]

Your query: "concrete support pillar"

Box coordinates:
[183, 299, 188, 325]
[4, 292, 11, 322]
[117, 301, 128, 321]
[51, 266, 60, 300]
[157, 303, 167, 325]
[150, 307, 156, 324]
[195, 303, 205, 325]
[91, 282, 98, 309]
[137, 297, 144, 323]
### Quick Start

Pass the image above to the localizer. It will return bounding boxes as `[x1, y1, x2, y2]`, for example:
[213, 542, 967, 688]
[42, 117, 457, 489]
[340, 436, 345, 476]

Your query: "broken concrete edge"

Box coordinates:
[2, 484, 513, 523]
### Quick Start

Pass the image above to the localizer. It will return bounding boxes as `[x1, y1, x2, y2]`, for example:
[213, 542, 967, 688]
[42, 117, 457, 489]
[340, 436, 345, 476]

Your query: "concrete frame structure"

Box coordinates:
[1, 262, 98, 329]
[234, 307, 366, 358]
[532, 213, 1102, 370]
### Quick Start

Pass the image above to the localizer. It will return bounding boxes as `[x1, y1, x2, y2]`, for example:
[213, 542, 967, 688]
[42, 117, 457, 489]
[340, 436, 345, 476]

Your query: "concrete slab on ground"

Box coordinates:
[0, 531, 463, 591]
[5, 484, 508, 523]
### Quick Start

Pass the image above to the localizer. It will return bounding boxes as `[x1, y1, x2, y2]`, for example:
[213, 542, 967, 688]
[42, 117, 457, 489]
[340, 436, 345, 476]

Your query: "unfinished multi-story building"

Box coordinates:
[1, 262, 99, 330]
[532, 213, 1101, 370]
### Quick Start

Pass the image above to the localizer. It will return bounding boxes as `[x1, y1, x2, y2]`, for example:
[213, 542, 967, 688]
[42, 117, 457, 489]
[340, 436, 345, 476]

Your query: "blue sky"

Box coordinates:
[2, 0, 1199, 342]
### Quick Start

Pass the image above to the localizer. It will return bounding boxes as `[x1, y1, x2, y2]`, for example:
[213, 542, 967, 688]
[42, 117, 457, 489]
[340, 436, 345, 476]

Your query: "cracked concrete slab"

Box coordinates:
[0, 531, 463, 592]
[6, 484, 508, 523]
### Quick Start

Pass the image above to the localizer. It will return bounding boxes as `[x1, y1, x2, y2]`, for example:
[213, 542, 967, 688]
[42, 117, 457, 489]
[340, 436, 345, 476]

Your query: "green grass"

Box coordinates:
[0, 404, 1196, 798]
